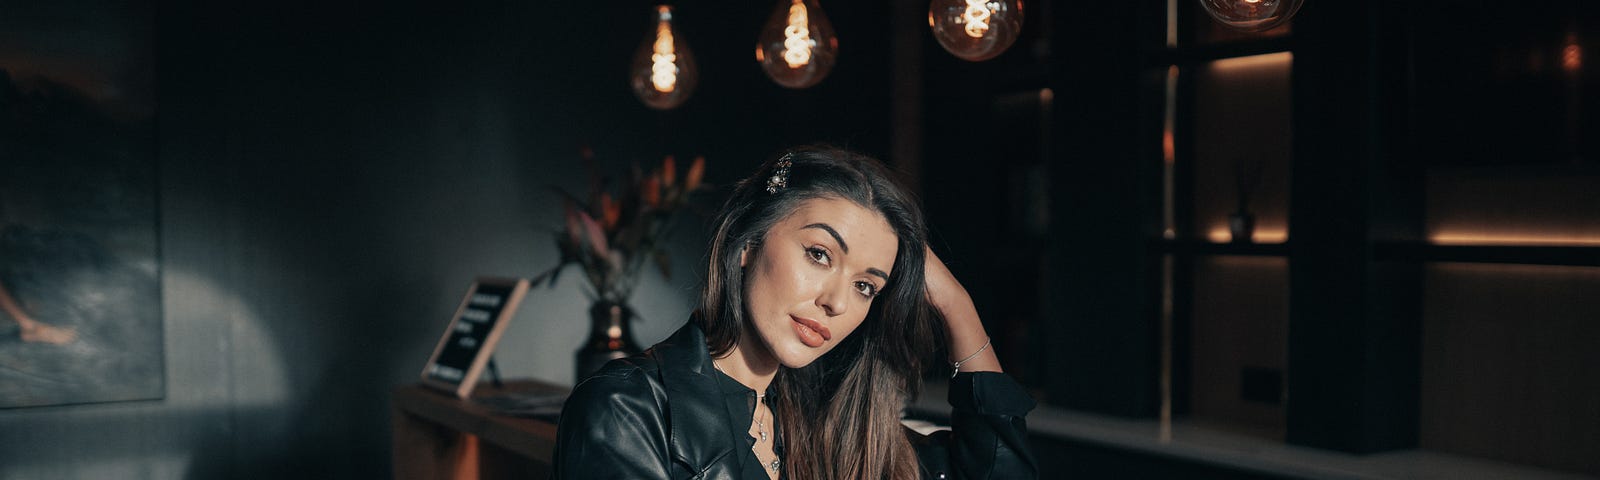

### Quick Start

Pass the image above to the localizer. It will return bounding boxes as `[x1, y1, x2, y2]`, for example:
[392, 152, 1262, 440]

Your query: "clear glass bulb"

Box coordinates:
[1198, 0, 1303, 33]
[928, 0, 1024, 62]
[755, 0, 838, 89]
[631, 5, 698, 110]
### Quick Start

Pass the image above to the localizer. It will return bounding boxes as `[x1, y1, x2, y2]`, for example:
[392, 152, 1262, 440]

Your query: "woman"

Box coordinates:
[553, 147, 1036, 479]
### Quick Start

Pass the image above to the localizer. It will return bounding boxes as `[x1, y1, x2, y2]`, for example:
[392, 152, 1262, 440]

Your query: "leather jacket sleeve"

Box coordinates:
[552, 365, 673, 479]
[912, 372, 1039, 479]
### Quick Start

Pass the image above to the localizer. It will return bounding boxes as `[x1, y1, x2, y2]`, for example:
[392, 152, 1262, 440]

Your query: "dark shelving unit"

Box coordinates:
[1046, 0, 1598, 475]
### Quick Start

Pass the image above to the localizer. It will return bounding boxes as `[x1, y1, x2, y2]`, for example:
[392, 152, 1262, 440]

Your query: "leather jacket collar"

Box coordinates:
[652, 322, 748, 475]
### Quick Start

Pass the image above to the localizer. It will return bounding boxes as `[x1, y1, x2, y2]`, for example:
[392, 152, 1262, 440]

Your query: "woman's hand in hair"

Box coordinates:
[924, 246, 1002, 374]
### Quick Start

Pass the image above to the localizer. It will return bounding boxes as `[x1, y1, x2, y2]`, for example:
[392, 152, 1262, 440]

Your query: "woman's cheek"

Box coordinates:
[779, 256, 811, 292]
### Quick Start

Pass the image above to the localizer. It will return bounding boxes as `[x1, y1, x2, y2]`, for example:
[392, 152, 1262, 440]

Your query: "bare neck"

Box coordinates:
[713, 332, 780, 393]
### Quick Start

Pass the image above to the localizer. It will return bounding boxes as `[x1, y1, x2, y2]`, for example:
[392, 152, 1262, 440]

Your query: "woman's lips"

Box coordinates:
[790, 315, 832, 348]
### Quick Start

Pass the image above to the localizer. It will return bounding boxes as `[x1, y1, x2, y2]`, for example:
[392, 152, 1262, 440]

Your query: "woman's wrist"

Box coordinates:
[924, 246, 1002, 373]
[942, 302, 1001, 373]
[948, 339, 1001, 375]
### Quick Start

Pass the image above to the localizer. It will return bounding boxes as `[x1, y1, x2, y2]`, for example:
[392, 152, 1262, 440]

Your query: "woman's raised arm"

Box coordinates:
[923, 247, 1002, 375]
[916, 246, 1039, 479]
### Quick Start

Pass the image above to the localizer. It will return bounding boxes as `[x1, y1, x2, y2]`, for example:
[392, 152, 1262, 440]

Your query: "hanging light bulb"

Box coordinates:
[756, 0, 838, 89]
[631, 5, 698, 110]
[928, 0, 1024, 62]
[1199, 0, 1303, 33]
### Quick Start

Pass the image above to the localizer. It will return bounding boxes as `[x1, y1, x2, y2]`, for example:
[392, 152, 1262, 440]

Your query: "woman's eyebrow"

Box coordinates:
[803, 223, 849, 253]
[804, 223, 892, 281]
[866, 268, 889, 281]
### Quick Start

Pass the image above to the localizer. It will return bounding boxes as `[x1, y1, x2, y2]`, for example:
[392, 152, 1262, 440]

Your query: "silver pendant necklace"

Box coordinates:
[755, 397, 771, 442]
[753, 397, 781, 473]
[714, 360, 781, 474]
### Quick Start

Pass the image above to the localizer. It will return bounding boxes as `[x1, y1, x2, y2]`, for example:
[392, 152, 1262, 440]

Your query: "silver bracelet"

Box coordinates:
[950, 337, 991, 378]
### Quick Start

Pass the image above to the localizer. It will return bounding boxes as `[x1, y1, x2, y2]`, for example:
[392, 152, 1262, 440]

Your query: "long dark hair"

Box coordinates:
[698, 146, 941, 480]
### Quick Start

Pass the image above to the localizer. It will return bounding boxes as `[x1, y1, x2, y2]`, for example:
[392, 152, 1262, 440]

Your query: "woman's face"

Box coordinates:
[742, 196, 899, 369]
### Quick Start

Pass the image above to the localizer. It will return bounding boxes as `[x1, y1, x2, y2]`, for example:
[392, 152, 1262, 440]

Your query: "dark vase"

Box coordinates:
[1229, 211, 1256, 243]
[574, 300, 642, 382]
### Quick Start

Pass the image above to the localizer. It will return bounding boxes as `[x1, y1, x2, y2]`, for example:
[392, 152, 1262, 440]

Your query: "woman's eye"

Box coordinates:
[806, 246, 830, 266]
[854, 281, 879, 298]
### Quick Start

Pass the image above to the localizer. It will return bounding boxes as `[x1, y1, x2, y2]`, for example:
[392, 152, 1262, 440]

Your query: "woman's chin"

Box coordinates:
[774, 344, 829, 369]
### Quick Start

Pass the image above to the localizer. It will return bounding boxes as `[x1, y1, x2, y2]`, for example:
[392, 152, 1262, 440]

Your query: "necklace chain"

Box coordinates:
[713, 360, 781, 474]
[752, 399, 780, 473]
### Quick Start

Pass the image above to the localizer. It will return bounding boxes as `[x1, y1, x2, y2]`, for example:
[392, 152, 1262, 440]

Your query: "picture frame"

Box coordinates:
[0, 2, 161, 408]
[420, 276, 529, 399]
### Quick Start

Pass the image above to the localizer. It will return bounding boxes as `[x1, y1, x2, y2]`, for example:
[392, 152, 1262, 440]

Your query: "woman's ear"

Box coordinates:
[741, 239, 766, 268]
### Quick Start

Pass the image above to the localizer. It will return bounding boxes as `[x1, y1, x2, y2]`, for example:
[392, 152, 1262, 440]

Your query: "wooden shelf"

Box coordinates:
[1151, 239, 1291, 258]
[1152, 241, 1599, 267]
[1147, 36, 1295, 67]
[910, 380, 1588, 480]
[1373, 243, 1600, 267]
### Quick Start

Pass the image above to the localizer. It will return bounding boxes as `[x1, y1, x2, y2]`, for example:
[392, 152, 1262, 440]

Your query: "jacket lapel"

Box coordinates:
[654, 322, 741, 476]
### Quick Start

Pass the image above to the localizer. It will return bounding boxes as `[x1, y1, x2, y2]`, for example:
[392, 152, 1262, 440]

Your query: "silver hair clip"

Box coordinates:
[765, 153, 793, 194]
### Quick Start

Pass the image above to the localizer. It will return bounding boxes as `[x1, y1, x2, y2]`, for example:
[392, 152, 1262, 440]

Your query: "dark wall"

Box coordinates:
[0, 1, 895, 478]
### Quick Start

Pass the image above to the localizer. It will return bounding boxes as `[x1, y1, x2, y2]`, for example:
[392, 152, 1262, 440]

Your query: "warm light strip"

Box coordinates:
[1162, 66, 1177, 166]
[1208, 227, 1288, 244]
[1430, 233, 1600, 247]
[1209, 52, 1293, 73]
[783, 0, 813, 68]
[963, 0, 993, 38]
[650, 15, 678, 93]
[1197, 231, 1598, 246]
[1161, 66, 1177, 239]
[1165, 0, 1178, 48]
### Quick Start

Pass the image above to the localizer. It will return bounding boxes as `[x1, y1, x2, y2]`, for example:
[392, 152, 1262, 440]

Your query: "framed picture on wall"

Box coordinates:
[0, 1, 162, 408]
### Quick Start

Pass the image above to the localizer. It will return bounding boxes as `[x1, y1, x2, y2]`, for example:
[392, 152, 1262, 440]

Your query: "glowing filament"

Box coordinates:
[651, 21, 678, 93]
[783, 1, 813, 68]
[963, 0, 992, 38]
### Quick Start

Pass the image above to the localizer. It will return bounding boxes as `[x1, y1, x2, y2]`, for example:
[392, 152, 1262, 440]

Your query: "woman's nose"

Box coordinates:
[816, 279, 848, 317]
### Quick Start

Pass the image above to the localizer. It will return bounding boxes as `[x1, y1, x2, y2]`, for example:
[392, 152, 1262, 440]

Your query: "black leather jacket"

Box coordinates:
[553, 323, 1038, 479]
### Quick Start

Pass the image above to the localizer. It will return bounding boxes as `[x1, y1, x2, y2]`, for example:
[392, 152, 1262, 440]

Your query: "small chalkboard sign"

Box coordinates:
[420, 277, 530, 399]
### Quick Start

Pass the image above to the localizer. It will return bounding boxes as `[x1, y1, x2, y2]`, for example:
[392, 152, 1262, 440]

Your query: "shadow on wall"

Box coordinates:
[0, 267, 292, 478]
